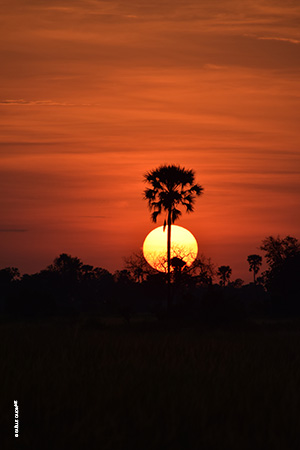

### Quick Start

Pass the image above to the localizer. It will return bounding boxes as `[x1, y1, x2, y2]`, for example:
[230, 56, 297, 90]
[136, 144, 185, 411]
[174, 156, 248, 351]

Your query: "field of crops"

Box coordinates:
[2, 316, 300, 449]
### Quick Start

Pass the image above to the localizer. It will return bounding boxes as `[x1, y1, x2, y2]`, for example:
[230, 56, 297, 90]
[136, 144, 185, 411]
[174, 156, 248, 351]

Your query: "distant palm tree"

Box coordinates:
[143, 164, 203, 306]
[217, 265, 232, 287]
[247, 254, 262, 284]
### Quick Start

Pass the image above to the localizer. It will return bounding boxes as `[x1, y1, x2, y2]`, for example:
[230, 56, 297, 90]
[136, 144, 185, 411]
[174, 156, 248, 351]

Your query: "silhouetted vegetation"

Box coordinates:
[259, 236, 300, 316]
[2, 235, 300, 449]
[217, 265, 232, 287]
[143, 165, 203, 307]
[247, 254, 262, 284]
[1, 234, 299, 324]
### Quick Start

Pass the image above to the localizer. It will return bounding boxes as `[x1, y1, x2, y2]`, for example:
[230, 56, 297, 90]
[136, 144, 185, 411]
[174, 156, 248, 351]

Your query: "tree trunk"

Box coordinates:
[167, 209, 172, 309]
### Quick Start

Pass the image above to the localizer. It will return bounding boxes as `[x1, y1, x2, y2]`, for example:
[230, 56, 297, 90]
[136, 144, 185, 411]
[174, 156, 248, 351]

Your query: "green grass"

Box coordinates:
[2, 316, 300, 449]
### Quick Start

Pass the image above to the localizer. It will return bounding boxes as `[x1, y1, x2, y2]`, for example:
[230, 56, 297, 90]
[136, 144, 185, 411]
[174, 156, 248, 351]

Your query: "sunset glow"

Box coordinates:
[143, 226, 198, 272]
[1, 0, 300, 281]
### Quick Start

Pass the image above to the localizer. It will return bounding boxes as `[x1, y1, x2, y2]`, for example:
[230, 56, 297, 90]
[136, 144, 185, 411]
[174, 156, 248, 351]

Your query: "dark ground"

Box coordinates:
[2, 314, 300, 450]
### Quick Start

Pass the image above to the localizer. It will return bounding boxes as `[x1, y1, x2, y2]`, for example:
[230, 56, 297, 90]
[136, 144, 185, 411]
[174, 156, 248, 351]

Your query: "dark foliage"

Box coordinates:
[143, 164, 203, 224]
[1, 233, 300, 322]
[217, 265, 232, 287]
[247, 254, 262, 283]
[260, 236, 300, 315]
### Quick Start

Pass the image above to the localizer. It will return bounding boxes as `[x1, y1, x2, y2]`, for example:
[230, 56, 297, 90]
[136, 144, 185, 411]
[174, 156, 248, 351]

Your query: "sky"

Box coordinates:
[1, 0, 300, 282]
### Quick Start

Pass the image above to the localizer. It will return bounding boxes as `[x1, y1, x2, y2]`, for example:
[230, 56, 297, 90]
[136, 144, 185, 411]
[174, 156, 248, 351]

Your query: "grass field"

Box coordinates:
[2, 315, 300, 449]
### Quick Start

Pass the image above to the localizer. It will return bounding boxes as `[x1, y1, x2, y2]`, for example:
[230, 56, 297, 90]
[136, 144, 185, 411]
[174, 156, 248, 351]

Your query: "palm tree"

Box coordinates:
[143, 164, 203, 306]
[247, 254, 262, 284]
[217, 265, 232, 287]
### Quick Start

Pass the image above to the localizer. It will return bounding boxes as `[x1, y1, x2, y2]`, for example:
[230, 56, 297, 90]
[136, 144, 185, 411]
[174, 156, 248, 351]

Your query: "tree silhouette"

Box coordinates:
[144, 243, 197, 274]
[0, 267, 20, 284]
[46, 253, 84, 307]
[143, 165, 203, 307]
[247, 254, 262, 284]
[170, 256, 186, 271]
[47, 253, 83, 280]
[217, 265, 232, 287]
[260, 236, 300, 312]
[260, 236, 300, 269]
[170, 256, 186, 285]
[124, 250, 155, 282]
[186, 255, 215, 286]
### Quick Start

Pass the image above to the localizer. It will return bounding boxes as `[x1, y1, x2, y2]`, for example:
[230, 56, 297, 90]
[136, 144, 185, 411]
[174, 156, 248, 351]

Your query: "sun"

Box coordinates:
[143, 225, 198, 272]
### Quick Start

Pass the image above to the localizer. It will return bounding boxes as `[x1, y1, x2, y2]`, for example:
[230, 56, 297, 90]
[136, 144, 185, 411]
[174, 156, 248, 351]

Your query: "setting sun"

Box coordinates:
[143, 225, 198, 272]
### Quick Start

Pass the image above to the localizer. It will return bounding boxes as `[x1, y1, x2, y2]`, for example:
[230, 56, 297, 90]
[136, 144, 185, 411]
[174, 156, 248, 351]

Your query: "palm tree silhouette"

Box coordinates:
[143, 164, 203, 307]
[247, 254, 262, 284]
[217, 265, 232, 287]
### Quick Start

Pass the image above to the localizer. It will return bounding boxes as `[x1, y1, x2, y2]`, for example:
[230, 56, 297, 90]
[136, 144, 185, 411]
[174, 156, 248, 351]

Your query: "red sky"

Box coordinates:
[1, 0, 300, 282]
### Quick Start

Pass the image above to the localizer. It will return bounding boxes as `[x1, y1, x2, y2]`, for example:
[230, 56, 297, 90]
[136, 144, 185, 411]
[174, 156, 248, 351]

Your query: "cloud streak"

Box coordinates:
[0, 99, 75, 106]
[257, 36, 300, 45]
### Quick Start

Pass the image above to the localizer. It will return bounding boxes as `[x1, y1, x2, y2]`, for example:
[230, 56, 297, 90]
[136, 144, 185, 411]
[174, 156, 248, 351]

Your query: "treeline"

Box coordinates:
[0, 235, 299, 321]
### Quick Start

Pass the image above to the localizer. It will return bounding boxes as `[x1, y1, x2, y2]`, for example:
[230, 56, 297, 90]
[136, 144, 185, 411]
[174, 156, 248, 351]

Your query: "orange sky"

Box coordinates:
[1, 0, 300, 282]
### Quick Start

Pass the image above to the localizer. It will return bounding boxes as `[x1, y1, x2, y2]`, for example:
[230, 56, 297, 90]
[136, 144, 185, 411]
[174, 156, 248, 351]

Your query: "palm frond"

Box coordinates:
[182, 202, 194, 213]
[143, 188, 157, 200]
[151, 210, 161, 223]
[191, 184, 204, 195]
[143, 164, 203, 225]
[172, 208, 182, 223]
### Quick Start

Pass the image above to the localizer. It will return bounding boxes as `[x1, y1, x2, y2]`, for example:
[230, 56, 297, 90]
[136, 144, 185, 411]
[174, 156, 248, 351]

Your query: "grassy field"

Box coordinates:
[2, 315, 300, 450]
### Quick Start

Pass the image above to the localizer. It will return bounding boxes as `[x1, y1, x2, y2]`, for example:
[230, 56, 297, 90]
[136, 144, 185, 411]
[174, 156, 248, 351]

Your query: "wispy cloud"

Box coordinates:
[257, 36, 300, 45]
[0, 99, 75, 106]
[0, 141, 64, 146]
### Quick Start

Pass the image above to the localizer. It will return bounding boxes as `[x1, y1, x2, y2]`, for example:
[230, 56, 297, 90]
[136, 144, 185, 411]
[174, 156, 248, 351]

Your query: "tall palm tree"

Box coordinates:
[217, 265, 232, 287]
[143, 164, 203, 305]
[247, 254, 262, 284]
